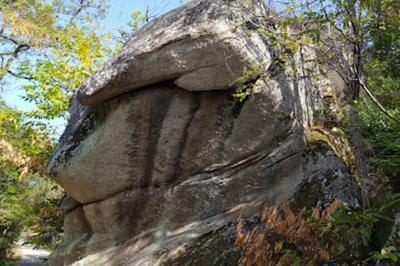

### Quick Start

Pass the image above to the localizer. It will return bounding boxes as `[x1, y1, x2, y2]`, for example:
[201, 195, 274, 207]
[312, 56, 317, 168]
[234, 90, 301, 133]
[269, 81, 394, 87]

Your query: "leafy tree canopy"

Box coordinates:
[0, 0, 116, 121]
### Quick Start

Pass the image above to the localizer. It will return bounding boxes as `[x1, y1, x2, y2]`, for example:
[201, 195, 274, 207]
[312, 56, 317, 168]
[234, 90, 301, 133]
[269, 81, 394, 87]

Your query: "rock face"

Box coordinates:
[48, 0, 360, 265]
[77, 0, 272, 105]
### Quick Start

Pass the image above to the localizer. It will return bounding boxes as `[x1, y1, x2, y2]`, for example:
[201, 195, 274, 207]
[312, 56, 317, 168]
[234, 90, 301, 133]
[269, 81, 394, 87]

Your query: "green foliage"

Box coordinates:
[131, 11, 147, 32]
[0, 101, 54, 160]
[0, 169, 23, 263]
[238, 3, 400, 258]
[359, 48, 400, 179]
[237, 195, 400, 265]
[0, 102, 63, 262]
[0, 166, 64, 259]
[0, 0, 115, 122]
[309, 206, 376, 260]
[309, 194, 400, 264]
[272, 0, 400, 186]
[369, 249, 399, 264]
[19, 27, 109, 120]
[0, 0, 137, 261]
[21, 184, 64, 249]
[232, 65, 262, 102]
[0, 0, 135, 260]
[117, 10, 147, 46]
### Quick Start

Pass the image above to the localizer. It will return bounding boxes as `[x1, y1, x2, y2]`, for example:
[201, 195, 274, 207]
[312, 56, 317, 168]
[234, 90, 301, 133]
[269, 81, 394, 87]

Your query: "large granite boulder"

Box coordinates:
[77, 0, 272, 105]
[47, 0, 360, 265]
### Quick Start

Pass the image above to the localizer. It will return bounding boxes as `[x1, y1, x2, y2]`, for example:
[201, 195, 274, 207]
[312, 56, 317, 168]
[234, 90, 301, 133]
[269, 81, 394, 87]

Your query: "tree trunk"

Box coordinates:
[347, 0, 370, 209]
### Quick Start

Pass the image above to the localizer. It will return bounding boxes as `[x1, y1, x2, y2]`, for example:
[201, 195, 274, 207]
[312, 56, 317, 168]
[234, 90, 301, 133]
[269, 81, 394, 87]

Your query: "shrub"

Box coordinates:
[236, 196, 400, 265]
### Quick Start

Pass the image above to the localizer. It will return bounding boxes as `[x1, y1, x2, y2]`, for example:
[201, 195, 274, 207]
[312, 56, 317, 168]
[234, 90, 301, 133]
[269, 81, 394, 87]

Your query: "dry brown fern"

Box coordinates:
[236, 199, 341, 265]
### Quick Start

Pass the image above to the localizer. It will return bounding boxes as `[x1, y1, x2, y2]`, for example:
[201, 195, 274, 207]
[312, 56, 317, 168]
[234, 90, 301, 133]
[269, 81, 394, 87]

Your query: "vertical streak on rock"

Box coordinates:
[172, 93, 201, 182]
[142, 90, 174, 187]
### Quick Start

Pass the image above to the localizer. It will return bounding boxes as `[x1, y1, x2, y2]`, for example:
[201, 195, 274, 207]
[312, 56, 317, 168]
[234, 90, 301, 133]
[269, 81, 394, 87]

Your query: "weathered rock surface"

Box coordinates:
[48, 0, 360, 265]
[77, 0, 272, 105]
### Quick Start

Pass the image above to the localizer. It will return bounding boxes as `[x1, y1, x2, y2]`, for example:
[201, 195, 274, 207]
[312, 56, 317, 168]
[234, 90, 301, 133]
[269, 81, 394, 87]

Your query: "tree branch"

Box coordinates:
[13, 44, 30, 57]
[0, 33, 18, 45]
[318, 1, 355, 44]
[357, 73, 400, 124]
[7, 69, 34, 80]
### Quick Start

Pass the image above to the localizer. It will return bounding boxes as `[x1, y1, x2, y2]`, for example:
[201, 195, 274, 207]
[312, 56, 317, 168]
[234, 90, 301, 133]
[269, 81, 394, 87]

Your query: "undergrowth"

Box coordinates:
[236, 195, 400, 265]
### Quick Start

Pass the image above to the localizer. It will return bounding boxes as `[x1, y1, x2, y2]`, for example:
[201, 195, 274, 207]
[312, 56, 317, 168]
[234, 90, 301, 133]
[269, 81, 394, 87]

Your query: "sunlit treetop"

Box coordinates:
[0, 0, 117, 121]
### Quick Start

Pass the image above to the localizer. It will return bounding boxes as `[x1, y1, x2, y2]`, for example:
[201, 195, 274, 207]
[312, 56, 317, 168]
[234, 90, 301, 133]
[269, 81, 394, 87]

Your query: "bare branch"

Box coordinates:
[0, 33, 19, 45]
[7, 69, 34, 80]
[13, 44, 30, 57]
[318, 1, 355, 44]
